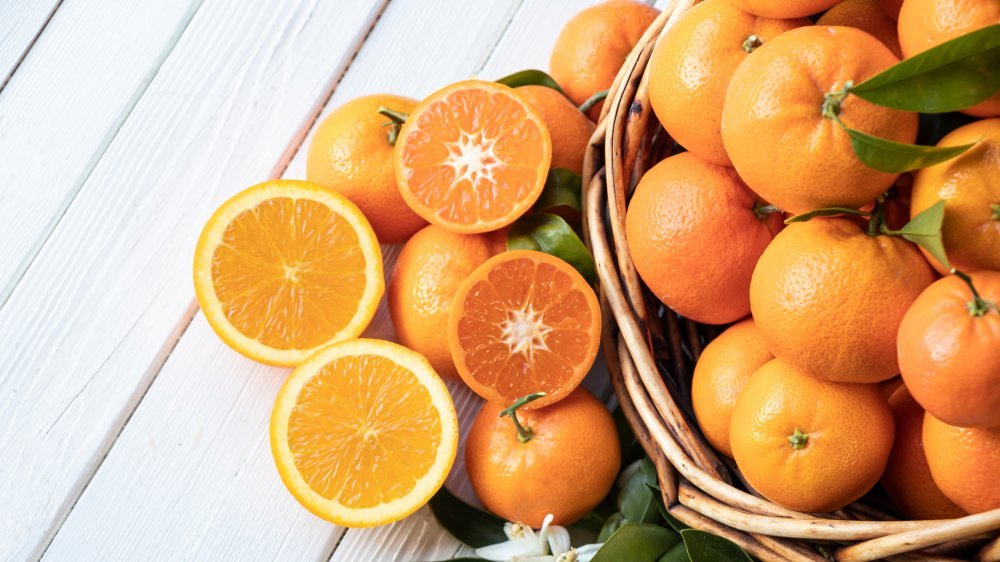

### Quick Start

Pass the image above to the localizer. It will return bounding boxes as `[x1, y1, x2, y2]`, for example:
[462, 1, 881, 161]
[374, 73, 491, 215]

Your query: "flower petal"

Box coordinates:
[476, 537, 545, 561]
[574, 544, 603, 562]
[546, 524, 571, 555]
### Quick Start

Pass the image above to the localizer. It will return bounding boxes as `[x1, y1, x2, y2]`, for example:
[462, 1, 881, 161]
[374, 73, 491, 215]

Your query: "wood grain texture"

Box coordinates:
[0, 0, 60, 87]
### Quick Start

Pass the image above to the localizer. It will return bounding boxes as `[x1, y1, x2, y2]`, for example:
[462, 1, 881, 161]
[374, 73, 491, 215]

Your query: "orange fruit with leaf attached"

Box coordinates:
[465, 387, 620, 527]
[725, 0, 840, 18]
[750, 217, 935, 383]
[515, 85, 595, 175]
[898, 271, 1000, 428]
[898, 0, 1000, 117]
[388, 225, 505, 380]
[880, 387, 966, 520]
[910, 119, 1000, 274]
[307, 94, 426, 243]
[549, 0, 659, 120]
[923, 414, 1000, 514]
[722, 25, 918, 215]
[648, 0, 807, 165]
[394, 80, 551, 234]
[817, 0, 902, 57]
[626, 152, 784, 325]
[730, 359, 895, 513]
[691, 318, 774, 458]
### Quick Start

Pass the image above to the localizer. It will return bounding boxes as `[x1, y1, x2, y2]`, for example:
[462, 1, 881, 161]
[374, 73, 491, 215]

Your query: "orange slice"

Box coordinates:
[193, 180, 383, 366]
[394, 80, 552, 233]
[270, 339, 458, 527]
[448, 250, 601, 409]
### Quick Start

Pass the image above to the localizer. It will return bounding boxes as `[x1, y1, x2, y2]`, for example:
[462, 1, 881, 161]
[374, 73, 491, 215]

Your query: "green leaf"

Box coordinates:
[784, 207, 869, 224]
[533, 169, 583, 213]
[508, 213, 597, 283]
[681, 529, 753, 562]
[598, 512, 627, 543]
[897, 200, 950, 268]
[618, 459, 662, 524]
[592, 523, 681, 562]
[657, 543, 690, 562]
[495, 69, 565, 94]
[852, 24, 1000, 113]
[845, 126, 974, 173]
[428, 486, 506, 548]
[579, 89, 609, 114]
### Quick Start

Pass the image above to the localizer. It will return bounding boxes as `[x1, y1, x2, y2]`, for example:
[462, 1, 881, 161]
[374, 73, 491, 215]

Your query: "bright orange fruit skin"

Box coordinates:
[816, 0, 902, 57]
[880, 388, 966, 520]
[750, 218, 935, 383]
[726, 0, 840, 18]
[691, 318, 774, 458]
[722, 26, 918, 215]
[626, 152, 784, 325]
[465, 387, 620, 527]
[923, 414, 1000, 514]
[514, 85, 595, 175]
[898, 271, 1000, 428]
[730, 359, 895, 513]
[648, 0, 807, 165]
[910, 119, 1000, 274]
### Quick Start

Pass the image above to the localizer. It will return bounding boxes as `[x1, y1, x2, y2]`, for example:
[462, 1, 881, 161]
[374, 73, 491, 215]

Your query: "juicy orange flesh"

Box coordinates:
[286, 355, 442, 508]
[401, 88, 546, 225]
[211, 197, 366, 349]
[456, 257, 593, 399]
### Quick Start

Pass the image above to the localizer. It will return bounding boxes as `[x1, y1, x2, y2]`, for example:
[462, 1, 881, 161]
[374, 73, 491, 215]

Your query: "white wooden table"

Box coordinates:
[0, 1, 666, 560]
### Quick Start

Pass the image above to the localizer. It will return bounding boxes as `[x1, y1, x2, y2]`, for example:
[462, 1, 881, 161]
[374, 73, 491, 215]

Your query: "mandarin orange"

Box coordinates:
[924, 414, 1000, 514]
[514, 85, 595, 175]
[816, 0, 902, 57]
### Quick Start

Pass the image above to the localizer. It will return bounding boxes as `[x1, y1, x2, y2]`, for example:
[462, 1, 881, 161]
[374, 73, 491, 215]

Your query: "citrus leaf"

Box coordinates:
[898, 200, 950, 268]
[495, 69, 564, 94]
[598, 513, 627, 543]
[428, 486, 506, 547]
[657, 543, 690, 562]
[681, 529, 753, 562]
[579, 89, 609, 114]
[508, 213, 597, 283]
[534, 168, 583, 213]
[618, 459, 662, 524]
[785, 207, 869, 224]
[852, 24, 1000, 113]
[845, 126, 974, 173]
[592, 524, 681, 562]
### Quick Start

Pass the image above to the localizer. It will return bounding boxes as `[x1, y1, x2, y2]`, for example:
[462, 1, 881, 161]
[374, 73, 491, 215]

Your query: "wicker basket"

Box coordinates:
[581, 2, 1000, 560]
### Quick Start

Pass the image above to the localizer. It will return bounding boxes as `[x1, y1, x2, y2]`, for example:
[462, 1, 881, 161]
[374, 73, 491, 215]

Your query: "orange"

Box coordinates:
[193, 180, 383, 366]
[626, 152, 784, 325]
[388, 225, 505, 380]
[269, 338, 458, 527]
[306, 94, 426, 244]
[730, 359, 895, 513]
[910, 119, 1000, 274]
[898, 0, 1000, 117]
[923, 413, 1000, 514]
[465, 387, 620, 526]
[448, 250, 601, 410]
[877, 0, 904, 19]
[898, 271, 1000, 428]
[725, 0, 840, 18]
[816, 0, 902, 57]
[394, 80, 551, 234]
[881, 388, 966, 520]
[648, 0, 807, 165]
[722, 26, 918, 215]
[750, 217, 935, 383]
[514, 85, 595, 175]
[691, 318, 774, 458]
[549, 0, 660, 120]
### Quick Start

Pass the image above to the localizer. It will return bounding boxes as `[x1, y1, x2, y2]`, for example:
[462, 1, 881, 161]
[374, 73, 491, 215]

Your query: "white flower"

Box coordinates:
[475, 514, 603, 562]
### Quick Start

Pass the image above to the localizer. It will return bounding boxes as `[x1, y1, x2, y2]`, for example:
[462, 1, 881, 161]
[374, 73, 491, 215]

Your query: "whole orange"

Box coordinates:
[898, 0, 1000, 117]
[306, 94, 426, 243]
[816, 0, 902, 57]
[549, 0, 659, 120]
[388, 225, 503, 380]
[465, 388, 620, 527]
[898, 271, 1000, 428]
[877, 0, 904, 19]
[625, 152, 783, 325]
[750, 217, 935, 383]
[881, 388, 966, 520]
[725, 0, 840, 18]
[924, 413, 1000, 514]
[910, 118, 1000, 274]
[722, 26, 918, 215]
[691, 318, 774, 458]
[514, 85, 595, 175]
[647, 0, 807, 165]
[730, 359, 895, 513]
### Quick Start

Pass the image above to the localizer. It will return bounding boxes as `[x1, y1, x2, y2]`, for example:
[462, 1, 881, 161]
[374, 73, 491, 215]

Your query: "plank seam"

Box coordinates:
[0, 0, 65, 95]
[472, 0, 526, 77]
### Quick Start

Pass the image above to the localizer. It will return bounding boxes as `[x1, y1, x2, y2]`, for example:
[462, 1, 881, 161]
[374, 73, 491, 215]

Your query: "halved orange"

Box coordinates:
[270, 339, 458, 527]
[394, 80, 552, 233]
[448, 250, 601, 409]
[193, 180, 383, 366]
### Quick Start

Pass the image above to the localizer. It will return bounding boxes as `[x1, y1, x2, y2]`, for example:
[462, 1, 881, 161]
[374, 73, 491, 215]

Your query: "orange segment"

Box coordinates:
[270, 339, 458, 527]
[394, 80, 552, 233]
[194, 180, 383, 366]
[448, 250, 601, 409]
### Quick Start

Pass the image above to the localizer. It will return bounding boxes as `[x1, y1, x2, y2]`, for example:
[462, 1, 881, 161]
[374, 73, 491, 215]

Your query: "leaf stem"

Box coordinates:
[867, 197, 885, 237]
[992, 203, 1000, 221]
[753, 203, 780, 221]
[377, 106, 409, 145]
[742, 34, 762, 53]
[822, 81, 853, 120]
[499, 392, 547, 443]
[952, 269, 997, 317]
[579, 90, 609, 114]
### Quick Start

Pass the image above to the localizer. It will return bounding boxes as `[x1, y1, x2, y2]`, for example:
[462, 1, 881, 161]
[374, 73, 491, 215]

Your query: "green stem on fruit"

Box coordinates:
[822, 81, 854, 120]
[742, 34, 762, 53]
[578, 90, 609, 114]
[377, 107, 409, 145]
[500, 392, 547, 443]
[867, 196, 885, 237]
[952, 268, 997, 317]
[787, 428, 809, 450]
[753, 202, 780, 221]
[992, 203, 1000, 221]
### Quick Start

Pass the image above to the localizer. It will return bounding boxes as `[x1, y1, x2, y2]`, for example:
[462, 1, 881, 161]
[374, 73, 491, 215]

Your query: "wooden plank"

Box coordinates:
[0, 0, 60, 87]
[0, 0, 386, 558]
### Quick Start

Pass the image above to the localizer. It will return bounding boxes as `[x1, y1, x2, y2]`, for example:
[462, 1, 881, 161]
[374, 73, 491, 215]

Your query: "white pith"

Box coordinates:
[444, 130, 502, 187]
[499, 304, 551, 358]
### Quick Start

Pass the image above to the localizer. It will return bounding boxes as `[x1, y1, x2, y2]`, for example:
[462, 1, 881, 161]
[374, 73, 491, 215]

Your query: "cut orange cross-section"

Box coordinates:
[394, 80, 552, 233]
[270, 339, 458, 527]
[448, 250, 601, 409]
[193, 180, 383, 366]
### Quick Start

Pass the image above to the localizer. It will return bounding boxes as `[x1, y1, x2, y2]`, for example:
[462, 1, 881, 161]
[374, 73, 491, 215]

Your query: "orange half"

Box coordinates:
[394, 80, 552, 233]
